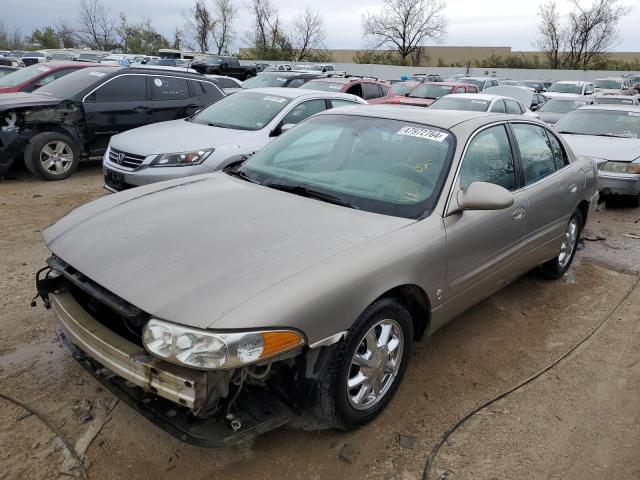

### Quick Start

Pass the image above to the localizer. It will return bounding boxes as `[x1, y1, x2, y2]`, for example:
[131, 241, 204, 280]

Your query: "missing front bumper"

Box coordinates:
[51, 292, 293, 446]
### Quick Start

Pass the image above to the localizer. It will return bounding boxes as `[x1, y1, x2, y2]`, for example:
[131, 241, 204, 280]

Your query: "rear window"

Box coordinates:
[430, 97, 490, 112]
[300, 81, 344, 92]
[0, 64, 51, 87]
[242, 74, 289, 88]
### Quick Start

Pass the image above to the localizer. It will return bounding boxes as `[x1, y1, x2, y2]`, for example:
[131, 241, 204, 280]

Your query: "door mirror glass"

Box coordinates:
[458, 182, 514, 210]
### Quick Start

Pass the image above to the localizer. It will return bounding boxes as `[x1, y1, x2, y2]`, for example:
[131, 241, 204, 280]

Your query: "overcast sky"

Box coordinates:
[3, 0, 638, 52]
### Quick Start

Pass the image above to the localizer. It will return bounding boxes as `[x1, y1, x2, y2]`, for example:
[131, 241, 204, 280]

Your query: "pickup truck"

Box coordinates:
[190, 56, 257, 81]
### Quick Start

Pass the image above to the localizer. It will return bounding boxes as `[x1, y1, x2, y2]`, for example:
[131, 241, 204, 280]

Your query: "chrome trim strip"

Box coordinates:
[309, 331, 347, 349]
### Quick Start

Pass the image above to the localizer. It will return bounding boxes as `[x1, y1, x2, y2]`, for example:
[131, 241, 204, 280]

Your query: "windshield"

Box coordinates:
[78, 54, 98, 61]
[459, 78, 484, 89]
[522, 81, 542, 89]
[594, 97, 636, 106]
[37, 67, 113, 98]
[594, 79, 622, 89]
[191, 91, 290, 131]
[50, 54, 73, 60]
[408, 84, 453, 99]
[430, 97, 490, 112]
[300, 80, 343, 92]
[548, 83, 583, 94]
[24, 52, 45, 58]
[238, 115, 455, 219]
[538, 99, 588, 113]
[243, 74, 292, 88]
[0, 64, 51, 87]
[391, 82, 418, 95]
[555, 109, 640, 138]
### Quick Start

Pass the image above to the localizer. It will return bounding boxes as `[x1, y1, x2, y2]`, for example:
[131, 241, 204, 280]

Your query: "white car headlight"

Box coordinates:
[142, 319, 305, 370]
[149, 148, 214, 167]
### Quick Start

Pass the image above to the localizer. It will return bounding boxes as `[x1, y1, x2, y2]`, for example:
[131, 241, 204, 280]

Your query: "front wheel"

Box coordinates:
[24, 132, 79, 181]
[314, 297, 413, 429]
[541, 210, 582, 279]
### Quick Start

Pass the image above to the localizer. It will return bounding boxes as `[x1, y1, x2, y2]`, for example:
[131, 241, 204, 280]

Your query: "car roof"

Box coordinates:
[459, 76, 494, 81]
[594, 94, 637, 99]
[240, 87, 350, 99]
[309, 76, 384, 84]
[577, 105, 640, 112]
[554, 80, 589, 85]
[258, 71, 321, 78]
[441, 93, 505, 101]
[37, 61, 101, 70]
[317, 104, 505, 129]
[595, 77, 625, 81]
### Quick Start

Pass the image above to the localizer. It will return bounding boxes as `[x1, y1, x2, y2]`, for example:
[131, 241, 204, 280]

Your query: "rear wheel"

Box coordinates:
[24, 132, 79, 181]
[541, 210, 582, 279]
[314, 297, 412, 429]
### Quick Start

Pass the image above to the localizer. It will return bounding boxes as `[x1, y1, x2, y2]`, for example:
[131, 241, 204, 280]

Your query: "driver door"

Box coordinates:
[443, 124, 529, 314]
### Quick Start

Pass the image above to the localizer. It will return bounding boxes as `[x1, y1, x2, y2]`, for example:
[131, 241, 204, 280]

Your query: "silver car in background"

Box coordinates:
[103, 88, 365, 191]
[40, 107, 597, 445]
[429, 93, 538, 117]
[556, 105, 640, 206]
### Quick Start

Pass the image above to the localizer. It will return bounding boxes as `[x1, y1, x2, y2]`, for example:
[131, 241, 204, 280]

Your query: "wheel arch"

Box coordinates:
[576, 200, 589, 228]
[374, 284, 431, 341]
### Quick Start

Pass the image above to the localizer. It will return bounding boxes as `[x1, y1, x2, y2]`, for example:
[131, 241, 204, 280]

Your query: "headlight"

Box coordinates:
[142, 319, 305, 370]
[149, 148, 214, 167]
[600, 161, 640, 174]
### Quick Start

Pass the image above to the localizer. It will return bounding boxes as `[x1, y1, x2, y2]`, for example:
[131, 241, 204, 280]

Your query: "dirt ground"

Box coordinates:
[1, 164, 639, 480]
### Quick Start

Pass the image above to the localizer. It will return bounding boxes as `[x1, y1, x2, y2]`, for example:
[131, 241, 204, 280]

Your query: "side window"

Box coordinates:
[362, 83, 381, 100]
[330, 99, 358, 108]
[94, 75, 147, 102]
[326, 66, 334, 72]
[379, 84, 389, 96]
[199, 82, 224, 103]
[287, 78, 305, 88]
[512, 123, 558, 185]
[281, 99, 327, 125]
[505, 100, 522, 114]
[545, 130, 569, 169]
[150, 76, 190, 100]
[454, 87, 466, 93]
[490, 100, 506, 113]
[459, 125, 517, 191]
[346, 84, 363, 98]
[218, 78, 238, 89]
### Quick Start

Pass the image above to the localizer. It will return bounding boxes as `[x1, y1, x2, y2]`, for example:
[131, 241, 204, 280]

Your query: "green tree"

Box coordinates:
[28, 26, 60, 49]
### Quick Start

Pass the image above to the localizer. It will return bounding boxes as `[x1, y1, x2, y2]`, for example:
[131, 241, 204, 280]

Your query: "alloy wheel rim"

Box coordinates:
[346, 318, 404, 410]
[40, 140, 73, 175]
[558, 217, 579, 268]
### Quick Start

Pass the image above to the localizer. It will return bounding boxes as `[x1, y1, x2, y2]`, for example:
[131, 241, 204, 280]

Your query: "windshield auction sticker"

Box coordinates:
[397, 126, 449, 142]
[263, 96, 287, 103]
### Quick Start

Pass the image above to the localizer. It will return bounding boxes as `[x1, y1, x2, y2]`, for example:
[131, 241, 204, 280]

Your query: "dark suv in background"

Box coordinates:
[0, 67, 224, 180]
[190, 55, 257, 80]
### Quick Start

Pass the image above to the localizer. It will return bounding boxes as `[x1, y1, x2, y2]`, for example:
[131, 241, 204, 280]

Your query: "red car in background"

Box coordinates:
[0, 62, 100, 94]
[300, 76, 394, 103]
[379, 82, 480, 107]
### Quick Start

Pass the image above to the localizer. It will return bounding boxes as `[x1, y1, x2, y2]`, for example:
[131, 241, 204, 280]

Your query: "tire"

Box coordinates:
[540, 209, 583, 279]
[626, 194, 640, 208]
[24, 132, 79, 181]
[314, 297, 413, 429]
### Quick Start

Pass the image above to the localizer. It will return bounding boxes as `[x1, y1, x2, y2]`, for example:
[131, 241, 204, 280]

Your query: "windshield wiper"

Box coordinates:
[225, 168, 260, 184]
[207, 122, 229, 128]
[556, 130, 586, 135]
[264, 182, 357, 209]
[593, 132, 634, 138]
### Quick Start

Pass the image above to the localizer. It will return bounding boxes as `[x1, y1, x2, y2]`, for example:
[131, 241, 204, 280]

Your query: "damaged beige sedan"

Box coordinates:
[35, 106, 598, 445]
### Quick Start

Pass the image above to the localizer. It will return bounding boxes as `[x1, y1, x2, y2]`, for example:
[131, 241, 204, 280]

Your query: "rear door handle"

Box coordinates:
[512, 206, 526, 222]
[133, 105, 150, 112]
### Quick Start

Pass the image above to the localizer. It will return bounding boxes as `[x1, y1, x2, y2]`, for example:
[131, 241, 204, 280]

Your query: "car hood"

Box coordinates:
[0, 91, 63, 109]
[43, 173, 413, 329]
[561, 134, 640, 162]
[110, 119, 259, 156]
[544, 92, 583, 99]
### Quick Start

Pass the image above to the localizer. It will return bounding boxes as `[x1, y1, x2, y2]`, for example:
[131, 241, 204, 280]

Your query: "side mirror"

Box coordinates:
[270, 123, 295, 137]
[457, 182, 514, 211]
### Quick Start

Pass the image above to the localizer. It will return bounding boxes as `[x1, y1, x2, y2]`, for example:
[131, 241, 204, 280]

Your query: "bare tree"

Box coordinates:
[184, 0, 213, 52]
[212, 0, 238, 55]
[290, 7, 327, 61]
[75, 0, 117, 50]
[362, 0, 447, 66]
[0, 21, 24, 50]
[172, 27, 183, 50]
[56, 21, 77, 48]
[535, 0, 629, 69]
[565, 0, 629, 70]
[535, 2, 563, 69]
[245, 0, 290, 58]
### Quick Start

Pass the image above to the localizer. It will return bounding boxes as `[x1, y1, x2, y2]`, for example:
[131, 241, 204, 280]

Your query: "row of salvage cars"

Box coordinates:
[17, 63, 639, 446]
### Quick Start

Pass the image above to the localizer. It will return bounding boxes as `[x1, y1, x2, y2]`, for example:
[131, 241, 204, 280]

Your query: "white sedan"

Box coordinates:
[429, 93, 538, 118]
